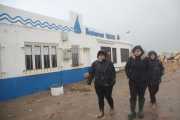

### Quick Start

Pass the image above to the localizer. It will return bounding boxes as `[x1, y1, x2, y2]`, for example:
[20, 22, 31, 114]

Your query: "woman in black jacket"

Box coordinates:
[148, 51, 164, 109]
[87, 50, 116, 118]
[125, 45, 151, 119]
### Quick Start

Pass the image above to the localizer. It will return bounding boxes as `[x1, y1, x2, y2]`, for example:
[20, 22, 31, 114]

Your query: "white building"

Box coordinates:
[0, 4, 132, 102]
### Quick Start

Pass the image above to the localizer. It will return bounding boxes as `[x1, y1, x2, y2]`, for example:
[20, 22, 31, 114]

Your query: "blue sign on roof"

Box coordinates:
[74, 15, 82, 33]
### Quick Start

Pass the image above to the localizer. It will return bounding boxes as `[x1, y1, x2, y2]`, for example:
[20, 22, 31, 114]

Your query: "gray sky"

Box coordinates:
[0, 0, 180, 54]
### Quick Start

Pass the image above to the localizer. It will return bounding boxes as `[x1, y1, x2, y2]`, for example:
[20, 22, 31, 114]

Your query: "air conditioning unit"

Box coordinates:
[62, 49, 72, 59]
[62, 32, 68, 41]
[62, 37, 67, 41]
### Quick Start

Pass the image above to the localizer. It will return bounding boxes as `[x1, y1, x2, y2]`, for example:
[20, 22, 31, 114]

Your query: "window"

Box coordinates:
[43, 46, 50, 68]
[24, 44, 59, 74]
[112, 48, 117, 63]
[25, 45, 33, 70]
[51, 46, 57, 67]
[72, 46, 79, 67]
[34, 46, 42, 69]
[121, 48, 129, 62]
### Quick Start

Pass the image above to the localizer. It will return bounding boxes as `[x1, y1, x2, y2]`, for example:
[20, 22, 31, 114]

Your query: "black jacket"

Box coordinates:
[148, 51, 164, 85]
[87, 59, 116, 86]
[125, 50, 151, 85]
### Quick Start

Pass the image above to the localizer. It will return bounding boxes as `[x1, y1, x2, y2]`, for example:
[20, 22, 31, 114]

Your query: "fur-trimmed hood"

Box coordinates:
[130, 50, 149, 60]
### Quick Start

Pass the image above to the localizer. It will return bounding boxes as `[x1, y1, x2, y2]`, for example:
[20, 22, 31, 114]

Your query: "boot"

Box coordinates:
[138, 98, 145, 118]
[128, 99, 136, 119]
[97, 109, 104, 118]
[110, 107, 115, 115]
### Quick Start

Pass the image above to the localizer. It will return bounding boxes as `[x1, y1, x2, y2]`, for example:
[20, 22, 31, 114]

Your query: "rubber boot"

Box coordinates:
[138, 98, 145, 118]
[128, 99, 136, 119]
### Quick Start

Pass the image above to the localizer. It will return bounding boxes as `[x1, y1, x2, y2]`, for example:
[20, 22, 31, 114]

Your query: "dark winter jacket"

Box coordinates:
[87, 50, 116, 86]
[148, 51, 164, 85]
[125, 50, 151, 85]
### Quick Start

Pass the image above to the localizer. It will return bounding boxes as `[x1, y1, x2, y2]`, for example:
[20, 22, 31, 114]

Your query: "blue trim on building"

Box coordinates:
[83, 67, 91, 74]
[0, 13, 74, 32]
[0, 67, 90, 102]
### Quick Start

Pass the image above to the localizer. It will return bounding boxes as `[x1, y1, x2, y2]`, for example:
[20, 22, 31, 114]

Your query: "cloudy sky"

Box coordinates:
[0, 0, 180, 54]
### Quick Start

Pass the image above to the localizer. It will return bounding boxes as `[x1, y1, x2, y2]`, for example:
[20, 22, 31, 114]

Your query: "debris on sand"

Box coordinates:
[158, 51, 180, 63]
[69, 88, 91, 92]
[79, 88, 91, 92]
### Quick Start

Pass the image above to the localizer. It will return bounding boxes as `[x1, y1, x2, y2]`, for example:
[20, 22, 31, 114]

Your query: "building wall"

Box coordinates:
[0, 4, 132, 102]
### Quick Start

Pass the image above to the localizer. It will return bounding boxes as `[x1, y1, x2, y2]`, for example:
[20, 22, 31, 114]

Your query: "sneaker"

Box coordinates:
[152, 103, 157, 109]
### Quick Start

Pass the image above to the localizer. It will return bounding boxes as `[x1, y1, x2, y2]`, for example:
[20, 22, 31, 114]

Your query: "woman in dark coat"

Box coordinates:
[148, 51, 164, 109]
[125, 45, 151, 119]
[87, 50, 116, 118]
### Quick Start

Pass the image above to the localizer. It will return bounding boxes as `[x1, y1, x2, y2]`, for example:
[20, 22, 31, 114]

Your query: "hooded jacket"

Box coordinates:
[87, 50, 116, 86]
[125, 49, 151, 85]
[97, 49, 107, 57]
[148, 51, 164, 85]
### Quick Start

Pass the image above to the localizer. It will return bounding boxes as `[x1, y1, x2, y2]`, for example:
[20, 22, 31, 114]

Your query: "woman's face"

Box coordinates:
[98, 54, 105, 61]
[134, 49, 142, 56]
[150, 54, 156, 60]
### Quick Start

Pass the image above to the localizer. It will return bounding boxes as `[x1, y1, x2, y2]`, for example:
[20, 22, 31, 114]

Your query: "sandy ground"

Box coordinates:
[0, 62, 180, 120]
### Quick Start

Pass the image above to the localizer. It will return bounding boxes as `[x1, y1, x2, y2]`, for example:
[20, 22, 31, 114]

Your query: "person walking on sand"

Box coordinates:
[125, 45, 151, 119]
[148, 50, 164, 109]
[87, 50, 116, 118]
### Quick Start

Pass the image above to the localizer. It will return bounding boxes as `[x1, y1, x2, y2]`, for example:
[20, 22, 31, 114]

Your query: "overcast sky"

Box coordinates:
[0, 0, 180, 54]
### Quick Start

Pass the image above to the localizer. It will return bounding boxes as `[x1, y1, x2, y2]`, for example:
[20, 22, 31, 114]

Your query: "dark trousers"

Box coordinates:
[148, 84, 159, 104]
[95, 85, 114, 110]
[129, 84, 147, 100]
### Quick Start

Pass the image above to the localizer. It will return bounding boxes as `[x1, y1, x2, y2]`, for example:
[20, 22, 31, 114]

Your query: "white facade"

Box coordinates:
[0, 4, 132, 79]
